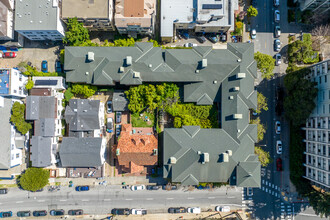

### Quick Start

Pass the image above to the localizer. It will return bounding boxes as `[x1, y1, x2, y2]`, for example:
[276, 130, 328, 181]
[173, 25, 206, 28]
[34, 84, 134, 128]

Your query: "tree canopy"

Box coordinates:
[251, 117, 266, 142]
[10, 102, 32, 134]
[247, 6, 258, 17]
[71, 84, 97, 98]
[256, 92, 268, 113]
[287, 33, 319, 64]
[25, 79, 34, 90]
[255, 146, 272, 167]
[254, 52, 275, 79]
[63, 18, 91, 46]
[18, 168, 49, 192]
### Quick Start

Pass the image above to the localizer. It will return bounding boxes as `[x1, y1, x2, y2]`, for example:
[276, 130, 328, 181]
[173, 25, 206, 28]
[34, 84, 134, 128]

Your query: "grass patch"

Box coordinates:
[131, 112, 155, 127]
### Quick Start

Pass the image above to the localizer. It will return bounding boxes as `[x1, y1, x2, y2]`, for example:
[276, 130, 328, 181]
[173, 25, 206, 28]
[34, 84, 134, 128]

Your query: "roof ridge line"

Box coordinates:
[135, 45, 155, 62]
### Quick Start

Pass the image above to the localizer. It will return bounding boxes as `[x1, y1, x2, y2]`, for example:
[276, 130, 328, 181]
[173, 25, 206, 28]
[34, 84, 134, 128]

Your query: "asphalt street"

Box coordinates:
[0, 186, 243, 215]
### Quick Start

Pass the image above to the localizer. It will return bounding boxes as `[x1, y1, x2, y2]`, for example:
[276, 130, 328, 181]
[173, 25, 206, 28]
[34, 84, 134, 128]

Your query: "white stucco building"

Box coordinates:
[0, 68, 28, 98]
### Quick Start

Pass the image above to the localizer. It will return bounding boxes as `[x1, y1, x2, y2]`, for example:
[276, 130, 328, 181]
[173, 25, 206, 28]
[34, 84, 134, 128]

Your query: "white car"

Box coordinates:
[215, 206, 230, 212]
[251, 29, 256, 39]
[130, 185, 146, 191]
[275, 26, 281, 37]
[131, 209, 147, 215]
[276, 140, 282, 154]
[274, 0, 280, 7]
[275, 121, 281, 134]
[275, 53, 282, 66]
[184, 43, 197, 47]
[187, 207, 201, 214]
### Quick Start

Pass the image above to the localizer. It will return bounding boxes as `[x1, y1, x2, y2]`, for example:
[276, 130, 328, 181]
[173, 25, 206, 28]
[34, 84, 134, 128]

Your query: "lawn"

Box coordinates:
[131, 112, 155, 127]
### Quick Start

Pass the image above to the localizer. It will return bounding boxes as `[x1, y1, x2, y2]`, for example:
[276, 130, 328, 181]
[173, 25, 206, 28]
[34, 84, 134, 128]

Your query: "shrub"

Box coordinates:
[235, 21, 243, 29]
[25, 79, 34, 90]
[18, 168, 49, 192]
[10, 102, 32, 134]
[23, 65, 57, 77]
[250, 117, 266, 142]
[64, 87, 74, 101]
[71, 84, 97, 98]
[247, 6, 258, 17]
[255, 146, 272, 167]
[254, 52, 275, 79]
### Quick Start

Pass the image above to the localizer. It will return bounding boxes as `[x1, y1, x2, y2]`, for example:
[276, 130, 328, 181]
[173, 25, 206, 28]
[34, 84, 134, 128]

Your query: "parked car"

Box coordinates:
[215, 206, 230, 212]
[182, 32, 190, 39]
[116, 111, 122, 123]
[251, 29, 256, 39]
[275, 121, 281, 134]
[107, 101, 112, 113]
[275, 53, 282, 66]
[0, 212, 12, 218]
[247, 187, 253, 196]
[130, 185, 146, 191]
[274, 39, 281, 52]
[187, 207, 201, 214]
[17, 211, 31, 217]
[131, 209, 147, 215]
[3, 52, 16, 58]
[219, 33, 227, 42]
[75, 185, 89, 191]
[33, 210, 47, 217]
[68, 210, 83, 215]
[0, 188, 8, 194]
[111, 208, 130, 215]
[168, 207, 187, 213]
[146, 185, 160, 190]
[207, 34, 218, 43]
[275, 26, 281, 37]
[276, 158, 283, 171]
[50, 210, 64, 216]
[107, 117, 113, 130]
[274, 0, 280, 7]
[41, 60, 48, 73]
[162, 184, 178, 190]
[274, 10, 280, 23]
[276, 140, 282, 154]
[55, 60, 62, 73]
[196, 36, 207, 43]
[184, 42, 197, 47]
[116, 124, 121, 137]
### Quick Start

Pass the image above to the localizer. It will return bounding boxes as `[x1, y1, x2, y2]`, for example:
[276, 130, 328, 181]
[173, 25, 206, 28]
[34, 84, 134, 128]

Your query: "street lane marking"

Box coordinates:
[59, 200, 67, 202]
[187, 197, 194, 200]
[125, 199, 133, 201]
[208, 197, 215, 199]
[146, 198, 153, 200]
[37, 200, 45, 202]
[228, 196, 236, 199]
[104, 199, 111, 201]
[16, 201, 23, 203]
[166, 198, 174, 200]
[82, 199, 89, 202]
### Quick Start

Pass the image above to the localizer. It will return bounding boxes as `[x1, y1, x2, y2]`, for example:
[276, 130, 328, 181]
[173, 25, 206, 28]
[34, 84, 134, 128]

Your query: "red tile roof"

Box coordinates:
[115, 124, 157, 173]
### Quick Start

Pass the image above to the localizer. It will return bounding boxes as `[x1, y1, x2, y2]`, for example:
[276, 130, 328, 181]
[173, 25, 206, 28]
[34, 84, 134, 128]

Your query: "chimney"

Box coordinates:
[226, 150, 232, 156]
[119, 66, 124, 73]
[237, 73, 246, 79]
[233, 114, 243, 119]
[201, 152, 209, 164]
[133, 72, 140, 78]
[126, 56, 132, 66]
[169, 157, 177, 164]
[233, 86, 240, 91]
[202, 58, 207, 68]
[222, 153, 229, 162]
[87, 52, 94, 62]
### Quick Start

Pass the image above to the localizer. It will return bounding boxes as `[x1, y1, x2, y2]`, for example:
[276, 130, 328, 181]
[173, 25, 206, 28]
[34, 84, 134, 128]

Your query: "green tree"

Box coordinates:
[247, 6, 258, 17]
[255, 146, 272, 167]
[23, 65, 57, 77]
[256, 92, 268, 113]
[10, 102, 32, 134]
[235, 21, 243, 29]
[254, 52, 275, 79]
[251, 117, 266, 142]
[63, 18, 90, 46]
[114, 38, 136, 47]
[18, 168, 49, 192]
[25, 79, 34, 90]
[64, 87, 74, 101]
[71, 84, 97, 98]
[60, 49, 65, 64]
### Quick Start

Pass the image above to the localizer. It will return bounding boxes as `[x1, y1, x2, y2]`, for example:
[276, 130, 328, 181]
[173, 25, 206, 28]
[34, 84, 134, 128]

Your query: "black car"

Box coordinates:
[162, 185, 178, 190]
[50, 209, 64, 216]
[0, 212, 12, 218]
[68, 209, 83, 215]
[196, 36, 206, 43]
[116, 124, 122, 137]
[206, 34, 218, 43]
[168, 207, 187, 213]
[0, 188, 8, 194]
[33, 210, 47, 217]
[111, 208, 130, 215]
[219, 33, 227, 42]
[107, 101, 112, 113]
[17, 211, 31, 217]
[146, 185, 160, 190]
[116, 112, 122, 123]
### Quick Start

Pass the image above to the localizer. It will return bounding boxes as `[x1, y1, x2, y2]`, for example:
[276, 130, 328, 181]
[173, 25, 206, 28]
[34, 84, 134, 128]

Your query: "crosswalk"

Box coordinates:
[261, 179, 281, 198]
[280, 203, 293, 220]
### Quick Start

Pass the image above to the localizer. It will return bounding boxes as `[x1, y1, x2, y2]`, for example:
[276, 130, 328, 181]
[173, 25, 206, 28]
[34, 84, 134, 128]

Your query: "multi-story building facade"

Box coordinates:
[61, 0, 114, 31]
[0, 0, 14, 40]
[114, 0, 156, 37]
[303, 59, 330, 191]
[0, 68, 28, 98]
[14, 0, 65, 41]
[161, 0, 238, 43]
[296, 0, 330, 14]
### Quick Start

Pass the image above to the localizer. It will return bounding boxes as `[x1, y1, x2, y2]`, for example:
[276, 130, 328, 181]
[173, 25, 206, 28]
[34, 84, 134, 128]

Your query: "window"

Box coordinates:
[323, 105, 325, 114]
[16, 153, 19, 158]
[325, 75, 327, 83]
[319, 76, 322, 84]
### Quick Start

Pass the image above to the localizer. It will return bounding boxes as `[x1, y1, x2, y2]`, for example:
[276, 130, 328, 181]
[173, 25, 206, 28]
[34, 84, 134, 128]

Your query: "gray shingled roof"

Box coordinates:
[34, 118, 56, 137]
[59, 137, 104, 167]
[31, 136, 52, 168]
[65, 99, 101, 132]
[113, 91, 128, 112]
[0, 98, 13, 169]
[25, 96, 56, 120]
[64, 42, 257, 105]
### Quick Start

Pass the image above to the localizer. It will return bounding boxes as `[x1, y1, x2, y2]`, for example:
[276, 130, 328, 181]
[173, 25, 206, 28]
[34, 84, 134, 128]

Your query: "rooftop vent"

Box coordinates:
[149, 64, 152, 68]
[237, 73, 246, 79]
[153, 149, 158, 155]
[229, 96, 234, 100]
[195, 70, 200, 73]
[213, 80, 217, 84]
[201, 152, 209, 164]
[119, 66, 124, 73]
[233, 86, 240, 91]
[169, 157, 177, 164]
[222, 153, 229, 162]
[126, 56, 132, 66]
[202, 59, 207, 68]
[226, 150, 232, 156]
[87, 52, 94, 61]
[237, 58, 241, 62]
[133, 72, 140, 78]
[85, 72, 89, 75]
[233, 114, 243, 119]
[116, 149, 120, 155]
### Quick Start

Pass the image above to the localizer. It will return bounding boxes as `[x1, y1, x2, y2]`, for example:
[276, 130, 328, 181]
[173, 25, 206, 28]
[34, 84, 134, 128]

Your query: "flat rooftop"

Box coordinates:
[61, 0, 109, 19]
[0, 69, 9, 95]
[124, 0, 144, 17]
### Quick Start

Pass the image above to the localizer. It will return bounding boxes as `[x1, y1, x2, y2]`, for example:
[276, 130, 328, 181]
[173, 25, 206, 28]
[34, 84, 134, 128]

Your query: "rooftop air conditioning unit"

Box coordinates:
[119, 66, 124, 73]
[233, 86, 240, 91]
[202, 58, 207, 68]
[237, 73, 246, 79]
[87, 52, 94, 61]
[229, 96, 234, 100]
[169, 157, 177, 164]
[233, 114, 243, 119]
[126, 56, 132, 66]
[222, 153, 229, 162]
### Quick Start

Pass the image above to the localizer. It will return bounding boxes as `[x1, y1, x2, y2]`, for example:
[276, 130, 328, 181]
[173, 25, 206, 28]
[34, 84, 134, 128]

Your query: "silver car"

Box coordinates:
[275, 54, 282, 66]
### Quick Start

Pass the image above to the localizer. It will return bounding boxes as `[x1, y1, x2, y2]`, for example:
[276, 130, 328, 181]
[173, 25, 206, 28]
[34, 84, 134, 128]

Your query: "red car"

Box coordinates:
[3, 52, 17, 58]
[276, 158, 283, 171]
